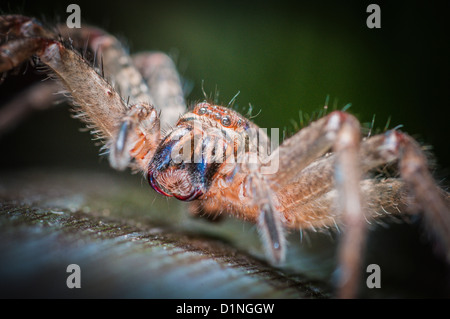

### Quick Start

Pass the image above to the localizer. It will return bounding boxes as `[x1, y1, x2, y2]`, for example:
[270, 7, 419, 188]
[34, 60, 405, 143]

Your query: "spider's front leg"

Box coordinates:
[56, 23, 186, 131]
[0, 16, 162, 172]
[0, 15, 187, 172]
[41, 40, 162, 171]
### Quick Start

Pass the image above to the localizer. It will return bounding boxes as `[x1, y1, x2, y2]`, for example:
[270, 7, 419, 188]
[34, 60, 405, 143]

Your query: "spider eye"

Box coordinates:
[221, 116, 231, 127]
[198, 107, 207, 115]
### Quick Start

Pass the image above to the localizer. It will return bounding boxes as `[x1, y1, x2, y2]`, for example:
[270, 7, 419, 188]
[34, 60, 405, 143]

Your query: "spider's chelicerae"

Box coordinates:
[1, 15, 449, 298]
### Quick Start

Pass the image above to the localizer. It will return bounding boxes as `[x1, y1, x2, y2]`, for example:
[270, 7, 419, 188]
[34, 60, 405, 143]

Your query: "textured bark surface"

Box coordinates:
[0, 169, 331, 298]
[1, 169, 449, 298]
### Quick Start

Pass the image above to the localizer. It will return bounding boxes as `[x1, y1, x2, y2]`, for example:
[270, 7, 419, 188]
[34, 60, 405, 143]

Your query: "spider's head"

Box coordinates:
[147, 102, 249, 201]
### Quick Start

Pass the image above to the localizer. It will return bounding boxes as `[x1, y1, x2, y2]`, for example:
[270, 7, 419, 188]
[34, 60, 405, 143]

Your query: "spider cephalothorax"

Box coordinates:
[148, 101, 265, 202]
[1, 15, 449, 298]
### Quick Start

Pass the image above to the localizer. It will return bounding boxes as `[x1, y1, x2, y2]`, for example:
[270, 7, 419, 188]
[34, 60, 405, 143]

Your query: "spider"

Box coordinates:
[0, 15, 449, 298]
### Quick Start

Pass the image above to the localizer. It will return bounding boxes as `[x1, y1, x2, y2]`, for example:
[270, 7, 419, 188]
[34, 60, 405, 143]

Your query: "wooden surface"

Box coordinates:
[0, 169, 331, 298]
[1, 169, 449, 298]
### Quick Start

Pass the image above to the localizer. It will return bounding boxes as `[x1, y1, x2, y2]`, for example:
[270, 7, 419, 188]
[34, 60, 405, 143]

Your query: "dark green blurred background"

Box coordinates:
[0, 0, 449, 175]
